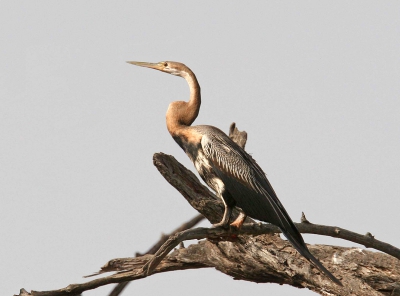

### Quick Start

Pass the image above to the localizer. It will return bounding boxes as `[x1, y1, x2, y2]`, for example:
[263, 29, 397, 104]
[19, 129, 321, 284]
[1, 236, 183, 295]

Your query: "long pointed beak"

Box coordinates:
[126, 61, 163, 71]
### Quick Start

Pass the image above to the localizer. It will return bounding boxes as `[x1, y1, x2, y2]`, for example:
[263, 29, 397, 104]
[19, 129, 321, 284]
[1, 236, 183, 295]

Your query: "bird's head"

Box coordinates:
[127, 61, 191, 78]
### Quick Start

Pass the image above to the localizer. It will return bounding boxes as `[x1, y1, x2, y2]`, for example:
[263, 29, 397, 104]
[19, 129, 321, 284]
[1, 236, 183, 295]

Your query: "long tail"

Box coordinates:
[282, 230, 343, 286]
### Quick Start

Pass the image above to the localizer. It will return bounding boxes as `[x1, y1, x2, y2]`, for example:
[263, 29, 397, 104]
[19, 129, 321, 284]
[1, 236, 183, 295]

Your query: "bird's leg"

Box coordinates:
[211, 186, 235, 228]
[212, 205, 233, 228]
[230, 211, 247, 229]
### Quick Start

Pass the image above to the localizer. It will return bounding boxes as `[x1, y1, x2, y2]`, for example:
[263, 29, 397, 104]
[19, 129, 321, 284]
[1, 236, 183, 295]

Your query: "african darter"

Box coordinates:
[128, 61, 342, 286]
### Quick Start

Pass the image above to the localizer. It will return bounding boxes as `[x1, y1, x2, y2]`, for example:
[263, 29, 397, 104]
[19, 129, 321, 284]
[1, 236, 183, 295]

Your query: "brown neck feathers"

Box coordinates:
[166, 70, 201, 136]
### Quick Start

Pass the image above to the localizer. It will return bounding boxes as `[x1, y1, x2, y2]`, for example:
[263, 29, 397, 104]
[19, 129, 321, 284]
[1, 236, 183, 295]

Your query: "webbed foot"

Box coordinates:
[230, 212, 247, 229]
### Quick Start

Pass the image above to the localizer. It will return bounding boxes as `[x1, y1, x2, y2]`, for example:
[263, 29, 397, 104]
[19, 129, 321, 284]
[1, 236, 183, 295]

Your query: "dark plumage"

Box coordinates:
[128, 60, 342, 286]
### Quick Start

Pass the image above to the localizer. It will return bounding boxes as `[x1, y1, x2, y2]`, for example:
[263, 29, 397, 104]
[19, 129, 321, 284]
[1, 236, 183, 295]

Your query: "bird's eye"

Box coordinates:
[164, 62, 168, 67]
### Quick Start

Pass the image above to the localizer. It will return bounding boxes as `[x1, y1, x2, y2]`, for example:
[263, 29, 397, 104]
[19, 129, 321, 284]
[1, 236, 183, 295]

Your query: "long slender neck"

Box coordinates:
[166, 70, 201, 136]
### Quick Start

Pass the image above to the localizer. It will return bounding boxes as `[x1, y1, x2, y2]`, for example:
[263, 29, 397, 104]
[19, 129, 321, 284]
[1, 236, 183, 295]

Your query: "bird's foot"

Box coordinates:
[230, 212, 247, 229]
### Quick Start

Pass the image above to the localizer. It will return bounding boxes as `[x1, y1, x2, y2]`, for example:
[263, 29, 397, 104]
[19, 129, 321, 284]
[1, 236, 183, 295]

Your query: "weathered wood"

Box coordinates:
[106, 214, 204, 296]
[100, 236, 400, 295]
[18, 229, 399, 296]
[229, 122, 248, 149]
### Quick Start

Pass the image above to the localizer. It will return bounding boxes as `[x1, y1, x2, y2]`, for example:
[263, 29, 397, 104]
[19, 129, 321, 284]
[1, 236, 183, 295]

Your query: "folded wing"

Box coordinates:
[201, 130, 305, 245]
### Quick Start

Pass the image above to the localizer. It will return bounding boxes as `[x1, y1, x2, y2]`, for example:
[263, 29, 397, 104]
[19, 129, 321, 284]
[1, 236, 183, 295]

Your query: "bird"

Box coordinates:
[127, 60, 342, 286]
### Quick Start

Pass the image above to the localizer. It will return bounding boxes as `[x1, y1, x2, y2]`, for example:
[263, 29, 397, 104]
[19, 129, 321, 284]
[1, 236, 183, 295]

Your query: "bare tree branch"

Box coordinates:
[108, 282, 128, 296]
[16, 226, 400, 296]
[106, 214, 205, 296]
[141, 222, 400, 276]
[16, 124, 400, 296]
[136, 214, 205, 257]
[18, 152, 400, 296]
[229, 122, 247, 149]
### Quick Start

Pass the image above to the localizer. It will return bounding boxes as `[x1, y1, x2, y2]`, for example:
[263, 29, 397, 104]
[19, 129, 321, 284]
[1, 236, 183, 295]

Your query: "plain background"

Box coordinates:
[1, 1, 399, 295]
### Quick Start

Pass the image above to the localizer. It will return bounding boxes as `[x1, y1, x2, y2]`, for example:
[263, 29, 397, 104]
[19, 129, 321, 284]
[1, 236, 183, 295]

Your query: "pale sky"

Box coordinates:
[1, 1, 400, 295]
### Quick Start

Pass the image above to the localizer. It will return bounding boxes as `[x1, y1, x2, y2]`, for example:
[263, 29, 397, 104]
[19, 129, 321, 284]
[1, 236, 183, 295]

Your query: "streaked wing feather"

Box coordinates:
[201, 131, 303, 242]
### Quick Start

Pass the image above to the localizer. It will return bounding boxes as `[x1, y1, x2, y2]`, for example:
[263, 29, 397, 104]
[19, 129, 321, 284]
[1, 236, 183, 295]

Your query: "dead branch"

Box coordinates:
[136, 213, 204, 257]
[142, 222, 400, 276]
[229, 122, 248, 149]
[16, 124, 400, 296]
[106, 213, 204, 296]
[16, 224, 400, 296]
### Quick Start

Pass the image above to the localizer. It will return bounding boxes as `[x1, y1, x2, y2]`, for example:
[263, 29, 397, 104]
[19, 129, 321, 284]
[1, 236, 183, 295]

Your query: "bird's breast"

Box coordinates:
[171, 127, 224, 193]
[193, 149, 224, 194]
[193, 149, 212, 175]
